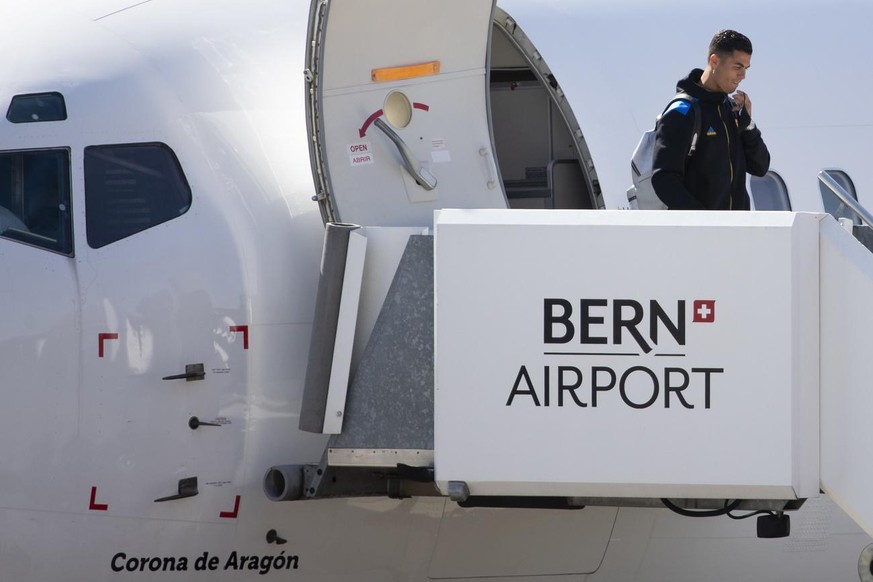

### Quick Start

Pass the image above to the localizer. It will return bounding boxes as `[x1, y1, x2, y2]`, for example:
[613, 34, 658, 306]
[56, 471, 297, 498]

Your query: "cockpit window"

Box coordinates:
[7, 92, 67, 123]
[0, 149, 73, 255]
[85, 143, 192, 248]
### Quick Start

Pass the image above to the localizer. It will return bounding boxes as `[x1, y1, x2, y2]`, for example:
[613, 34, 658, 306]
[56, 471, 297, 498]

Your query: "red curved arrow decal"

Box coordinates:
[358, 103, 431, 137]
[359, 109, 384, 138]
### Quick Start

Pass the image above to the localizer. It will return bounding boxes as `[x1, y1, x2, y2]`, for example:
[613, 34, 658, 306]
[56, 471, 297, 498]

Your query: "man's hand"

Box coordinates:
[732, 90, 752, 119]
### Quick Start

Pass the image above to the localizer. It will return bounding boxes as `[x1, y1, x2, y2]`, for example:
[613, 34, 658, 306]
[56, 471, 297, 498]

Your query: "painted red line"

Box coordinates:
[229, 326, 249, 350]
[220, 495, 241, 519]
[413, 102, 430, 111]
[358, 109, 384, 138]
[98, 333, 119, 358]
[89, 486, 108, 511]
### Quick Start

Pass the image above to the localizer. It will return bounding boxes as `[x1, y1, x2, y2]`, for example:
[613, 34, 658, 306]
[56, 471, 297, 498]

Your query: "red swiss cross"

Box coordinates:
[693, 300, 716, 323]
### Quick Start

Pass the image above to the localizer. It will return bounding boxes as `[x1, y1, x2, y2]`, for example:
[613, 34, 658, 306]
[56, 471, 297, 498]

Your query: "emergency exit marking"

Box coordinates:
[89, 486, 109, 511]
[229, 326, 249, 350]
[98, 333, 119, 358]
[219, 495, 241, 519]
[694, 300, 716, 323]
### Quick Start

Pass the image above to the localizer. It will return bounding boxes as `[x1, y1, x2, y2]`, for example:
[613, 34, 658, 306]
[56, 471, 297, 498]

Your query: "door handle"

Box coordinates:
[162, 363, 205, 382]
[479, 147, 498, 190]
[374, 118, 437, 190]
[154, 477, 198, 503]
[188, 416, 221, 430]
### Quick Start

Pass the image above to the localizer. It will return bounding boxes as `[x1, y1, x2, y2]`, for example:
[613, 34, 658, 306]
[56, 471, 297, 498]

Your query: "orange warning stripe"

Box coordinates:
[371, 61, 440, 83]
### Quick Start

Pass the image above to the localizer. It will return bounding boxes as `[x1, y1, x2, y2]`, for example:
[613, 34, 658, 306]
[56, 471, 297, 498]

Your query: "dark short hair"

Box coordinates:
[708, 30, 753, 59]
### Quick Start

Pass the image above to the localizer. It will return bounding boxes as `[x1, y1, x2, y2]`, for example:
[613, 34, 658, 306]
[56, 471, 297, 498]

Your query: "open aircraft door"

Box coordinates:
[306, 0, 508, 227]
[300, 2, 618, 578]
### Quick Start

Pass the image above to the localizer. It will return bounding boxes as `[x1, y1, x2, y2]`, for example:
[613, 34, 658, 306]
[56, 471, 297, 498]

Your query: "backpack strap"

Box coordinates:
[664, 92, 701, 157]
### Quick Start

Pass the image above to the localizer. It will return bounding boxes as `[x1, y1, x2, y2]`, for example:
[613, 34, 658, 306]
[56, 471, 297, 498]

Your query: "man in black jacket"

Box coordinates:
[652, 30, 770, 210]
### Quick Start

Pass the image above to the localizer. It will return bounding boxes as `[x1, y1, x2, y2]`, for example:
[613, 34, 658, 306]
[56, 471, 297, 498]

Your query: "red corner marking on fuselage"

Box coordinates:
[413, 102, 429, 112]
[220, 495, 241, 519]
[229, 326, 249, 350]
[98, 333, 119, 358]
[89, 486, 109, 511]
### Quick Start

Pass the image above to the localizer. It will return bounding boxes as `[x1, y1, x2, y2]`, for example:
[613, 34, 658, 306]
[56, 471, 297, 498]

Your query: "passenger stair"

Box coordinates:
[269, 208, 873, 540]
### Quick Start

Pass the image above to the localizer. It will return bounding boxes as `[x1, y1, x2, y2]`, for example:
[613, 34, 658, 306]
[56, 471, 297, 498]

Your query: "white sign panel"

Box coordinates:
[348, 142, 374, 166]
[434, 210, 820, 500]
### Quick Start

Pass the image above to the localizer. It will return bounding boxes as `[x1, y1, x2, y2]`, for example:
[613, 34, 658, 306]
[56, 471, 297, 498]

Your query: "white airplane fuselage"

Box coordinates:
[0, 1, 870, 581]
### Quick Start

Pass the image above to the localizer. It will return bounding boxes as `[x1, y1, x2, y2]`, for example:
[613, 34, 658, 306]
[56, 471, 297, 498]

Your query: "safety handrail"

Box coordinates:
[818, 170, 873, 229]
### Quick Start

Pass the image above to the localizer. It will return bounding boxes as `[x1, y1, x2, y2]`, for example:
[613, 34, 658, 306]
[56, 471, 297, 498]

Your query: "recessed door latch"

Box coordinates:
[162, 363, 205, 382]
[154, 477, 198, 503]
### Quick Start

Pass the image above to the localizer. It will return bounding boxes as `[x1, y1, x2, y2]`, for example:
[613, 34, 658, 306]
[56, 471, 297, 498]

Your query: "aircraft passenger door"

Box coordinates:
[308, 0, 505, 227]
